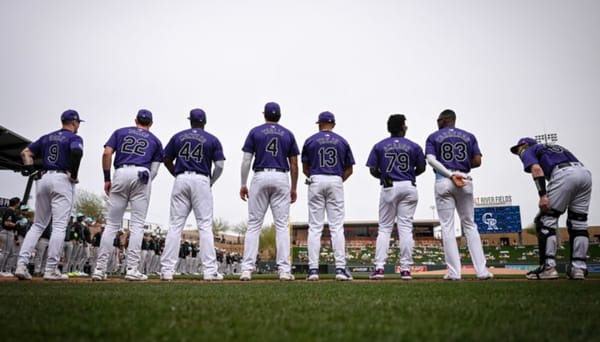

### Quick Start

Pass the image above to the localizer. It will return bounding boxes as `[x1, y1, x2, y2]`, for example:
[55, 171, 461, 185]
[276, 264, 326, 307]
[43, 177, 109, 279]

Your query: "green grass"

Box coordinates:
[1, 277, 599, 342]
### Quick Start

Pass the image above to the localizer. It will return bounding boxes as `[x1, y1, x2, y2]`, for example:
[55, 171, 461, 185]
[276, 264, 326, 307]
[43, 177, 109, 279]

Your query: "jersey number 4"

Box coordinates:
[266, 138, 279, 156]
[178, 142, 203, 162]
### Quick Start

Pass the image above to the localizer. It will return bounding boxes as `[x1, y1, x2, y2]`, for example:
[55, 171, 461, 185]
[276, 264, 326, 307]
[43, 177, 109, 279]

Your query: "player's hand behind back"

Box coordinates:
[450, 174, 466, 188]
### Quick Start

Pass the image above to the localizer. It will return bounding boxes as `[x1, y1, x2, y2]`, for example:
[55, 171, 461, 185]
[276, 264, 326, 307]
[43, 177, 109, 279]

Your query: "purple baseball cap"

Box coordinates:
[136, 109, 153, 121]
[188, 108, 206, 122]
[264, 102, 281, 115]
[510, 137, 538, 154]
[60, 109, 84, 122]
[316, 111, 335, 124]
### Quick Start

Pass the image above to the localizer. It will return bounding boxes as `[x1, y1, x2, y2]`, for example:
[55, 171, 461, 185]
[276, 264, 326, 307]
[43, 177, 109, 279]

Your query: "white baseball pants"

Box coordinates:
[95, 166, 151, 272]
[435, 177, 489, 279]
[374, 181, 418, 271]
[307, 175, 347, 269]
[241, 171, 291, 274]
[18, 172, 74, 272]
[161, 173, 219, 277]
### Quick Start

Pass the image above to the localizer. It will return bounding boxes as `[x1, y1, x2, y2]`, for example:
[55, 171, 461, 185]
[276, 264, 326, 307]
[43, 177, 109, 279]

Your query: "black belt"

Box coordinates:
[177, 170, 209, 177]
[254, 168, 286, 173]
[556, 162, 583, 170]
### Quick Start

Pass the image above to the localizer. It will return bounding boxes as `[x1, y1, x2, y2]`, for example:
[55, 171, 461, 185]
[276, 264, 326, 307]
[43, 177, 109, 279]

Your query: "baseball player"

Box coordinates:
[301, 111, 354, 281]
[366, 114, 426, 280]
[62, 215, 78, 273]
[0, 197, 21, 277]
[32, 221, 52, 276]
[15, 109, 85, 281]
[92, 109, 163, 281]
[90, 224, 103, 272]
[239, 102, 299, 281]
[160, 109, 225, 281]
[510, 137, 592, 280]
[12, 205, 31, 272]
[73, 216, 92, 275]
[425, 109, 493, 280]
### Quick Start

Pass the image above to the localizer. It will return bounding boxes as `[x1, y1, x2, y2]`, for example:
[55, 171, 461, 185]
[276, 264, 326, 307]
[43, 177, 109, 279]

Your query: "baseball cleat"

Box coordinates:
[125, 268, 148, 281]
[204, 272, 224, 281]
[369, 268, 384, 280]
[91, 269, 107, 281]
[240, 270, 252, 281]
[279, 272, 295, 281]
[400, 270, 412, 280]
[566, 267, 586, 280]
[160, 273, 173, 282]
[306, 268, 319, 281]
[477, 272, 494, 280]
[443, 274, 460, 281]
[44, 270, 68, 281]
[0, 272, 15, 278]
[15, 264, 32, 280]
[526, 265, 559, 280]
[335, 268, 353, 281]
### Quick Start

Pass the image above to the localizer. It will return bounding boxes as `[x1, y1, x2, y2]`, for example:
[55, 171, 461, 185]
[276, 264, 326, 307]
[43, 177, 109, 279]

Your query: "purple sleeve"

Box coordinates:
[212, 137, 226, 161]
[415, 145, 426, 168]
[343, 141, 356, 168]
[163, 136, 176, 160]
[365, 144, 379, 168]
[241, 129, 255, 154]
[424, 134, 436, 156]
[519, 147, 540, 173]
[300, 139, 311, 164]
[104, 130, 118, 149]
[27, 138, 42, 156]
[288, 134, 300, 157]
[151, 137, 163, 163]
[70, 135, 84, 151]
[471, 135, 482, 157]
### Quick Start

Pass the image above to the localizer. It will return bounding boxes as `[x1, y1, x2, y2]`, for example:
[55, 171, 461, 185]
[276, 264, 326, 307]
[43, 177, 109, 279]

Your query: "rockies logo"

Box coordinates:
[482, 212, 499, 231]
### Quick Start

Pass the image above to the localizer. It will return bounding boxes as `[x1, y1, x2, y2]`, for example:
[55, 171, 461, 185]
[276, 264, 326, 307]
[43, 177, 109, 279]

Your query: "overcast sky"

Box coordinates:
[1, 1, 599, 230]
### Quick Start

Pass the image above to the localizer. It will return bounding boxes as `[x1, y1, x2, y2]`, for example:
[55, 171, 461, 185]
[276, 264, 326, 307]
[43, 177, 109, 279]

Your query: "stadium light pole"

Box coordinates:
[534, 133, 558, 145]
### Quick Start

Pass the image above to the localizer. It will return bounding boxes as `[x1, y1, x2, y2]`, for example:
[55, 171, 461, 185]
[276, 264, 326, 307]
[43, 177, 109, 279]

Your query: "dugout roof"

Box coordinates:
[0, 125, 40, 172]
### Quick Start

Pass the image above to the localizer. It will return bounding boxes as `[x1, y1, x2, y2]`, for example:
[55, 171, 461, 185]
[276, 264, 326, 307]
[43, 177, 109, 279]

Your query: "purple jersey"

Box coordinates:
[163, 128, 225, 176]
[425, 127, 481, 172]
[301, 131, 355, 177]
[28, 129, 84, 171]
[242, 123, 299, 171]
[518, 144, 579, 178]
[366, 137, 426, 183]
[104, 126, 163, 169]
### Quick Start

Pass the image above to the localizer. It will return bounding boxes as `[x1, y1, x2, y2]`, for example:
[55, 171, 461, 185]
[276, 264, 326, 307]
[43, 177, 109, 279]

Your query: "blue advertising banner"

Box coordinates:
[475, 206, 522, 234]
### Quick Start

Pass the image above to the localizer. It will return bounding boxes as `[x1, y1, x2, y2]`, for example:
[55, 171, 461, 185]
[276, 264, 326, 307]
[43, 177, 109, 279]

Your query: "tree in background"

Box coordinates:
[258, 224, 276, 261]
[212, 217, 229, 241]
[232, 221, 247, 244]
[74, 189, 105, 222]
